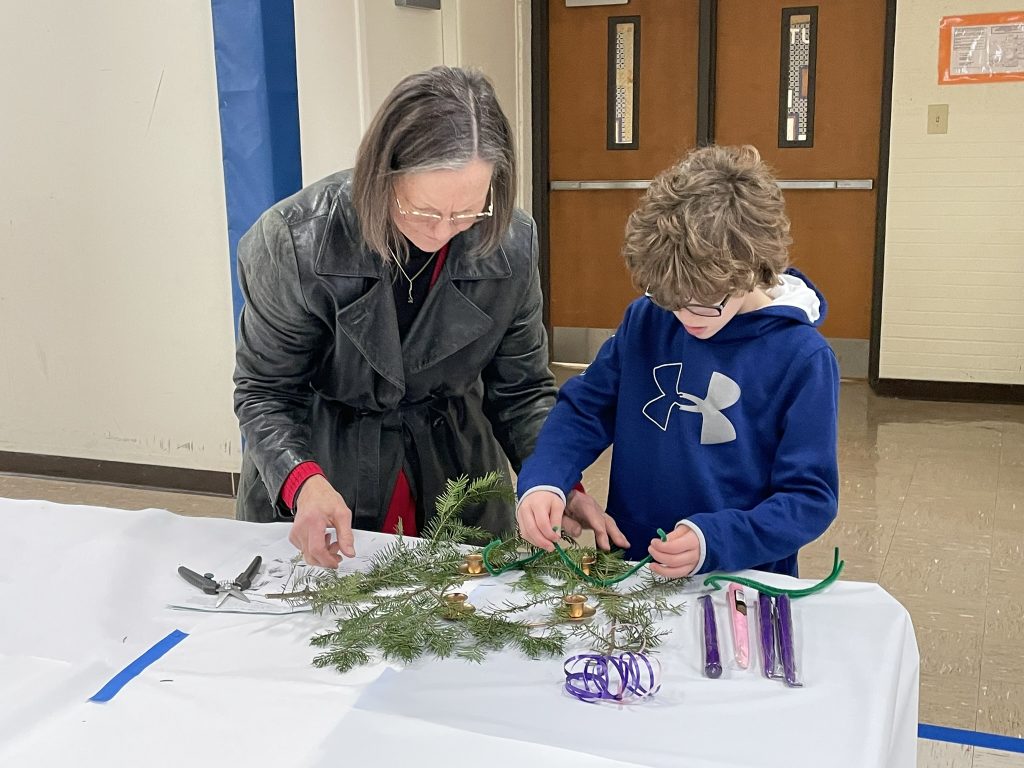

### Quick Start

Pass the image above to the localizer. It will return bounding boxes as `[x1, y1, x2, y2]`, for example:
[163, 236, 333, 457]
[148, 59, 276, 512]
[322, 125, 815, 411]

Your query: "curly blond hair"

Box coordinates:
[623, 145, 792, 309]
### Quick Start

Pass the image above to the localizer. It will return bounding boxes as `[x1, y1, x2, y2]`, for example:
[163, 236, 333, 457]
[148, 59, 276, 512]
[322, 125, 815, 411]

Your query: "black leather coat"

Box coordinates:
[233, 171, 556, 535]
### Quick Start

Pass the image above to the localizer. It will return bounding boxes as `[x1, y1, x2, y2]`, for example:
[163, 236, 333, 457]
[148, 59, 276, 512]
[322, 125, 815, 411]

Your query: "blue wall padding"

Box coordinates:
[211, 0, 303, 330]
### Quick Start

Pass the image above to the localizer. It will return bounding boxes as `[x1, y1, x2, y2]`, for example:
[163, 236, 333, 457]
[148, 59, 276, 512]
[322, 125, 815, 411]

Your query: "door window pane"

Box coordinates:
[779, 7, 818, 147]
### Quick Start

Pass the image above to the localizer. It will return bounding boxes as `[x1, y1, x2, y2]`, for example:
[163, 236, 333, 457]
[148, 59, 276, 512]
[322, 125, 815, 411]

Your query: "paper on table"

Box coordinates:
[166, 532, 394, 614]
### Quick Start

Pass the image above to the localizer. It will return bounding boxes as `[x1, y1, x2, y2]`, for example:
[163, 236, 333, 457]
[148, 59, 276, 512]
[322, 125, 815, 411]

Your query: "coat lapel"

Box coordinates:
[315, 196, 405, 392]
[335, 280, 405, 391]
[402, 230, 511, 375]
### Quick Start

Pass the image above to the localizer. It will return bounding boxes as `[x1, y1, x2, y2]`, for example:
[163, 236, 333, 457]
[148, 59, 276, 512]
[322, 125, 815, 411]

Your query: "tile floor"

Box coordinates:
[3, 376, 1023, 767]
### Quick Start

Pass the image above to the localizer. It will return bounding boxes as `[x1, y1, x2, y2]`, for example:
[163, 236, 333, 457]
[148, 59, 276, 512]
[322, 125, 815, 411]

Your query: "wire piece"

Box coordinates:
[482, 528, 669, 587]
[703, 548, 844, 599]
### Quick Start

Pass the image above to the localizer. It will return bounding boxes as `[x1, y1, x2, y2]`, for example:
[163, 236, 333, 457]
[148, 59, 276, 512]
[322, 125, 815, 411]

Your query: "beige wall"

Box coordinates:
[293, 0, 443, 183]
[0, 1, 531, 474]
[0, 2, 240, 470]
[295, 0, 532, 210]
[879, 1, 1024, 384]
[443, 0, 534, 211]
[25, 1, 1019, 476]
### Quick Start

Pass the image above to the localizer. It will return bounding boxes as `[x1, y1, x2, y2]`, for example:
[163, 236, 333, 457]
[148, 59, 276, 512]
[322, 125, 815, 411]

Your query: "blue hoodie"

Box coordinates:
[517, 269, 839, 577]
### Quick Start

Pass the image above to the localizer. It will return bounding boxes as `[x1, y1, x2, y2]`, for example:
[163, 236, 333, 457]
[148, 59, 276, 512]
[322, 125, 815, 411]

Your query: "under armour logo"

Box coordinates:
[642, 363, 740, 444]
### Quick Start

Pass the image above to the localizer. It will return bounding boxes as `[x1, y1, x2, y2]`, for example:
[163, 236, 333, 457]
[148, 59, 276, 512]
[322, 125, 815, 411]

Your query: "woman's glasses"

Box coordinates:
[395, 186, 494, 228]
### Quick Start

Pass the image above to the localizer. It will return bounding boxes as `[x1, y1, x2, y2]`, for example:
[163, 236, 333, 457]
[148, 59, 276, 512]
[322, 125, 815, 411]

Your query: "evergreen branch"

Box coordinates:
[421, 472, 515, 546]
[301, 473, 688, 674]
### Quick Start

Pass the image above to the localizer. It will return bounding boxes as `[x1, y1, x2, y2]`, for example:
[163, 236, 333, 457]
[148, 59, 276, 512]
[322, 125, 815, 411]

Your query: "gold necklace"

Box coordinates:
[390, 248, 439, 303]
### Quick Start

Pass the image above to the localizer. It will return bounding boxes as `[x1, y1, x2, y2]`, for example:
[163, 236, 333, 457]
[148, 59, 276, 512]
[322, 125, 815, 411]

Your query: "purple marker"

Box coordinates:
[758, 594, 776, 679]
[700, 595, 722, 679]
[775, 594, 803, 687]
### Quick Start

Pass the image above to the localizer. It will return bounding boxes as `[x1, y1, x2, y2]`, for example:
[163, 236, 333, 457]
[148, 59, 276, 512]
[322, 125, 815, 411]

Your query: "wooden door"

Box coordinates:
[714, 1, 886, 341]
[544, 1, 889, 360]
[548, 0, 700, 330]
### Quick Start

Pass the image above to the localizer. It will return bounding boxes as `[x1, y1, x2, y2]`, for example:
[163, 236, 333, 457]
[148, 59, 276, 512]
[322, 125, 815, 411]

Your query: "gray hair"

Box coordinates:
[352, 66, 516, 263]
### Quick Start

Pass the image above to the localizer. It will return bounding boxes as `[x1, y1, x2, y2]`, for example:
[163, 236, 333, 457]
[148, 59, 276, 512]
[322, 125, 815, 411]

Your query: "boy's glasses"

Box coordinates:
[646, 292, 730, 317]
[395, 186, 494, 227]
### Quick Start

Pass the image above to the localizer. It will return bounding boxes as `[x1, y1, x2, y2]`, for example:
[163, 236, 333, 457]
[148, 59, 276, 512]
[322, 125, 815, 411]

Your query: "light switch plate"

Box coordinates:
[927, 104, 949, 134]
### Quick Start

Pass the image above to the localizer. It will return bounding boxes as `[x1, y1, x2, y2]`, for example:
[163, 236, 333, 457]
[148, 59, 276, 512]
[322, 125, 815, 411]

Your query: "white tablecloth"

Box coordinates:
[0, 498, 919, 767]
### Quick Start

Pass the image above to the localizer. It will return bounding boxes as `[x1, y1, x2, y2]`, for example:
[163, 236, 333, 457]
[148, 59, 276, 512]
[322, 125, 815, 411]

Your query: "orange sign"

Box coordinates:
[939, 12, 1024, 84]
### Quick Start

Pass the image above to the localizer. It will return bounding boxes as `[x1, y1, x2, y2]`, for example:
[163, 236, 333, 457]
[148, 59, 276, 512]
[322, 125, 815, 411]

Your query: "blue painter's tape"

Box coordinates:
[88, 630, 189, 703]
[919, 722, 1024, 754]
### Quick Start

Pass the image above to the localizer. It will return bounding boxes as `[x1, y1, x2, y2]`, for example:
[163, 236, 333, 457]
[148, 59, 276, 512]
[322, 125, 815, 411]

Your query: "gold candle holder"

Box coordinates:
[465, 553, 484, 575]
[562, 593, 596, 621]
[580, 554, 596, 576]
[564, 594, 586, 619]
[442, 592, 475, 619]
[458, 552, 487, 578]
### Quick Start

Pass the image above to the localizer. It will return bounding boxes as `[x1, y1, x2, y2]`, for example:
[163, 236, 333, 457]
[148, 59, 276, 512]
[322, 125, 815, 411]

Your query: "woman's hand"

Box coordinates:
[648, 525, 701, 579]
[289, 475, 357, 568]
[563, 491, 630, 552]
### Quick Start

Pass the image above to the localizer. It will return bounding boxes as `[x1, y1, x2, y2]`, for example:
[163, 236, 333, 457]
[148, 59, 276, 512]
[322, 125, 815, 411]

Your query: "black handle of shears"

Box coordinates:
[178, 566, 220, 595]
[234, 555, 262, 591]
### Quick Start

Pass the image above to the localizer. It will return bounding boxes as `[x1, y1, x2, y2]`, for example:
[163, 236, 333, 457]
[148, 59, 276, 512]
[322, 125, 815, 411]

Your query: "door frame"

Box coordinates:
[530, 0, 719, 340]
[531, 0, 552, 336]
[531, 0, 905, 392]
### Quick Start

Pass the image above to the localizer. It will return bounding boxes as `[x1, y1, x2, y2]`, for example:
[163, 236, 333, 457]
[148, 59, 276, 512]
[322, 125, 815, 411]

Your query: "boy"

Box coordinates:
[516, 145, 839, 578]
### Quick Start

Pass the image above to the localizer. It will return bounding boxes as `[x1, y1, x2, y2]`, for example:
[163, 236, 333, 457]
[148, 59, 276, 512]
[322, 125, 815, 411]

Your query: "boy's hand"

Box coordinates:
[564, 491, 630, 551]
[516, 491, 565, 551]
[648, 525, 701, 579]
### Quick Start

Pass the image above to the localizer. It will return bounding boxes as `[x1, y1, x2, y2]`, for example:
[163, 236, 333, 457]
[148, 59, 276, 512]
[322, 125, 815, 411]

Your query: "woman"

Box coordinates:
[234, 66, 624, 567]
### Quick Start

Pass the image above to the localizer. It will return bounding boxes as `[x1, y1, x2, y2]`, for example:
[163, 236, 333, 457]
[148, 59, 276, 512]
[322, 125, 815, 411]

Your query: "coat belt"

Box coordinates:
[336, 396, 456, 528]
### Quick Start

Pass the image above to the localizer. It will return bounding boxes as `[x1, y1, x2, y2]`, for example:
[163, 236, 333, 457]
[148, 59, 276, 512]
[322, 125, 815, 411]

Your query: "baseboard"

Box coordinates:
[873, 379, 1024, 405]
[828, 338, 869, 379]
[551, 326, 615, 365]
[0, 451, 237, 496]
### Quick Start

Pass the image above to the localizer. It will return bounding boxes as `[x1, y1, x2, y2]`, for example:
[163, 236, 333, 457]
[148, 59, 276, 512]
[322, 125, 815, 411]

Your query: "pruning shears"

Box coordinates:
[178, 555, 262, 607]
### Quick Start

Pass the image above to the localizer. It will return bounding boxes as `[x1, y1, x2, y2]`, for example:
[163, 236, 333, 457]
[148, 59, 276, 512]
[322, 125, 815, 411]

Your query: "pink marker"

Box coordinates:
[728, 583, 750, 669]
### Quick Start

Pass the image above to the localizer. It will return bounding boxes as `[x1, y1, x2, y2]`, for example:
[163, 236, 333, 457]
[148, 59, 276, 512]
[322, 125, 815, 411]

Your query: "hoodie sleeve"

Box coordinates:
[683, 344, 840, 574]
[515, 309, 631, 499]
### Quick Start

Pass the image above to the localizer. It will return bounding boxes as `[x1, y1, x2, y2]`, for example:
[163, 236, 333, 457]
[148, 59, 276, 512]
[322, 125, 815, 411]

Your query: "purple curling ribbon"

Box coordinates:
[700, 595, 722, 679]
[775, 594, 802, 687]
[563, 652, 661, 704]
[758, 593, 776, 679]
